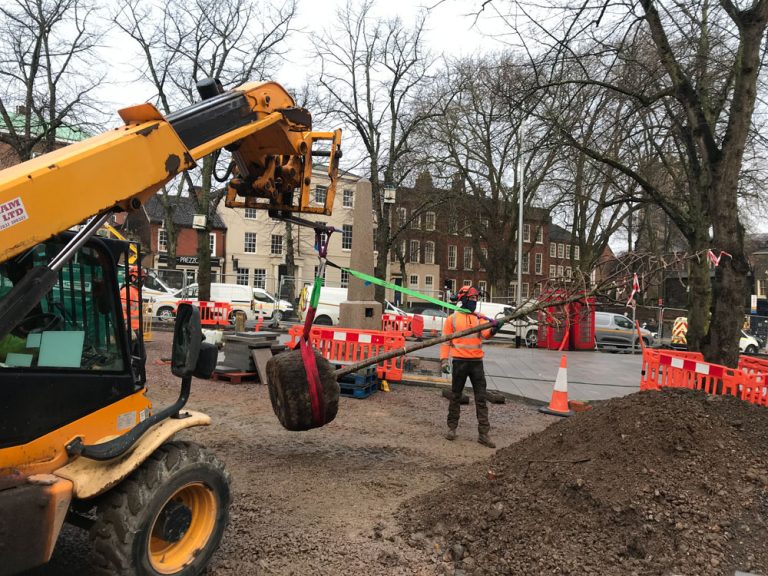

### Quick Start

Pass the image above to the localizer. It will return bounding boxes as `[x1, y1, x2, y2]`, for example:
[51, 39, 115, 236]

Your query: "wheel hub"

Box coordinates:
[154, 499, 193, 543]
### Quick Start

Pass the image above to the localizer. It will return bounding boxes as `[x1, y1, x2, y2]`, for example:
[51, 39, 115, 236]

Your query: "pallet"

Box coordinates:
[338, 372, 377, 387]
[211, 370, 258, 384]
[339, 379, 378, 399]
[333, 362, 377, 378]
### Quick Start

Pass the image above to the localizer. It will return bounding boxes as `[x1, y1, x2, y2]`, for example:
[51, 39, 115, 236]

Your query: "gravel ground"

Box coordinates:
[27, 330, 553, 575]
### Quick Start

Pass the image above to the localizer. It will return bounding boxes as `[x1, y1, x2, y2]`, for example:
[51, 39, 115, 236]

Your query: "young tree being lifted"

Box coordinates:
[499, 0, 768, 366]
[115, 0, 297, 301]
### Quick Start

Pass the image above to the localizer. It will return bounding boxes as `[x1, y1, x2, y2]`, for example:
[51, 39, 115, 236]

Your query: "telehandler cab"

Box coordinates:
[0, 78, 341, 575]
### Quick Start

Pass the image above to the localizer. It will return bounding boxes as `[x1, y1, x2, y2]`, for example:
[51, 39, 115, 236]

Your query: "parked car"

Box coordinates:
[298, 285, 348, 325]
[671, 316, 760, 354]
[595, 311, 654, 349]
[474, 302, 539, 345]
[140, 270, 177, 299]
[741, 331, 760, 354]
[253, 287, 293, 325]
[150, 282, 256, 323]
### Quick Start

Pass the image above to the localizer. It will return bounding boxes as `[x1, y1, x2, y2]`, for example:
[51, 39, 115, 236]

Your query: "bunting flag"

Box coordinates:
[626, 273, 640, 308]
[707, 249, 732, 267]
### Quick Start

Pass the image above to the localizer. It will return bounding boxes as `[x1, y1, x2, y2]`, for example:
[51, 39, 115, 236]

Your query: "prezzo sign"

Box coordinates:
[158, 254, 221, 267]
[0, 197, 28, 231]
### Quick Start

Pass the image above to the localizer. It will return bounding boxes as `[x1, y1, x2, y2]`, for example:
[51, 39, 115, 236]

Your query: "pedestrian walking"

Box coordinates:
[440, 286, 502, 448]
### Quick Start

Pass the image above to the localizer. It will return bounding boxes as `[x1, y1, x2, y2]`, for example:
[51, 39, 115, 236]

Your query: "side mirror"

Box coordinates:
[172, 303, 202, 378]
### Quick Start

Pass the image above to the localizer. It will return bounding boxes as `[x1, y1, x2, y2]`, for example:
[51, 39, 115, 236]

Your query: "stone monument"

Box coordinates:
[339, 179, 382, 329]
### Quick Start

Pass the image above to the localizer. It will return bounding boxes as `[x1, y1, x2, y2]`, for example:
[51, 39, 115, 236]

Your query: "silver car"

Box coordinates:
[595, 311, 654, 349]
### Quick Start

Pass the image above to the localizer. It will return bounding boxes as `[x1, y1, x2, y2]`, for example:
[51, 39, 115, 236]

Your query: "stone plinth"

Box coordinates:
[340, 178, 382, 329]
[339, 301, 383, 331]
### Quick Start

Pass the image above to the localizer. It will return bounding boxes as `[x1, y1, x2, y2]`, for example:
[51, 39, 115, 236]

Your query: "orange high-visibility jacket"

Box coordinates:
[120, 285, 140, 331]
[440, 312, 493, 360]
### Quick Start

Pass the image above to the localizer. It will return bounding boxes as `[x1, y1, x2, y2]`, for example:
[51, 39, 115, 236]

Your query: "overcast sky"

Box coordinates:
[95, 0, 507, 115]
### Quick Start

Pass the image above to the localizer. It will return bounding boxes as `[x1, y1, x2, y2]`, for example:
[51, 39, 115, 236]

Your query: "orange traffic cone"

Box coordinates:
[539, 354, 574, 417]
[253, 314, 264, 333]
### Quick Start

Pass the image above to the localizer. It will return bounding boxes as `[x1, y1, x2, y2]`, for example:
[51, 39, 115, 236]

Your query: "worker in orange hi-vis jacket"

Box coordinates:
[120, 267, 142, 332]
[440, 286, 503, 448]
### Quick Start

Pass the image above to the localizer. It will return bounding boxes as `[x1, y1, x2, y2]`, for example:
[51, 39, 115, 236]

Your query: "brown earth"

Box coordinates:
[26, 332, 768, 575]
[401, 388, 768, 576]
[26, 331, 551, 575]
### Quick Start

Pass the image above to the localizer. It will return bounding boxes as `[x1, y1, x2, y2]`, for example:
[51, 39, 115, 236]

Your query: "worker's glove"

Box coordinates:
[441, 359, 452, 374]
[491, 319, 504, 336]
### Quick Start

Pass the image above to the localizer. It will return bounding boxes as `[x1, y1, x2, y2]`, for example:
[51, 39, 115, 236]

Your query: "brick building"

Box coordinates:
[388, 177, 586, 305]
[138, 195, 228, 287]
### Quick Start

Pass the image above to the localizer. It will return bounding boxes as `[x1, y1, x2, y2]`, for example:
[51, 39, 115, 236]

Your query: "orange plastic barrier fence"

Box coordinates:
[640, 347, 768, 407]
[176, 300, 231, 327]
[381, 313, 415, 337]
[288, 325, 406, 381]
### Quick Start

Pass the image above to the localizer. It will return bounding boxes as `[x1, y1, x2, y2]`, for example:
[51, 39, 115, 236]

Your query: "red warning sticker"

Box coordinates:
[0, 196, 28, 231]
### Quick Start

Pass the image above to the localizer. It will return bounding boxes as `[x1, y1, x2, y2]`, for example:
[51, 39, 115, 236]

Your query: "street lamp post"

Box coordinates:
[516, 121, 525, 349]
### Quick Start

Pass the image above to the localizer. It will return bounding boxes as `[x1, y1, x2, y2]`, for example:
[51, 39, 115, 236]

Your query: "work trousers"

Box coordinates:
[447, 359, 490, 435]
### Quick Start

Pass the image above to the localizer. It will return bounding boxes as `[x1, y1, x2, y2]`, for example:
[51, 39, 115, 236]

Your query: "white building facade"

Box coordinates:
[217, 169, 361, 302]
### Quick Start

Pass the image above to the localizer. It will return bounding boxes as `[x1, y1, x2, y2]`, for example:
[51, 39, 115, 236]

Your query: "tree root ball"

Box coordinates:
[266, 349, 340, 431]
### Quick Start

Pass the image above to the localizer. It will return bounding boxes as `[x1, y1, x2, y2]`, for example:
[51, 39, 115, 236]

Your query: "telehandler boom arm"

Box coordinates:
[0, 79, 341, 264]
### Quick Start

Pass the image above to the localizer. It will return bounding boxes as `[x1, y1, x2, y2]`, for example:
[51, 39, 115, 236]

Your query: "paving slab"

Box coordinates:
[408, 344, 643, 404]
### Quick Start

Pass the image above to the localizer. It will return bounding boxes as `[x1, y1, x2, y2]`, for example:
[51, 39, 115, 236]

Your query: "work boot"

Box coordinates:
[478, 433, 496, 448]
[445, 428, 457, 441]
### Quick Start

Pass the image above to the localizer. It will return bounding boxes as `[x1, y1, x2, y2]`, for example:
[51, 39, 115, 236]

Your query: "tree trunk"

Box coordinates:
[686, 233, 711, 353]
[166, 217, 178, 271]
[196, 156, 214, 301]
[373, 197, 391, 304]
[284, 221, 296, 305]
[704, 177, 749, 367]
[197, 229, 212, 301]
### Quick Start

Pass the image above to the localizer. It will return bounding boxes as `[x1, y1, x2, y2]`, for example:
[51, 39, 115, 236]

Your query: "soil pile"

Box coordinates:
[400, 389, 768, 575]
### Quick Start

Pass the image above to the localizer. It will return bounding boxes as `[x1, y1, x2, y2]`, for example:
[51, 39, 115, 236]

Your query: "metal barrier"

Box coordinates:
[288, 325, 405, 381]
[176, 300, 231, 327]
[640, 347, 768, 407]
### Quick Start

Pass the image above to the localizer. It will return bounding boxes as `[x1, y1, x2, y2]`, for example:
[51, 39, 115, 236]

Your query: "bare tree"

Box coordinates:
[311, 0, 446, 302]
[0, 0, 105, 162]
[498, 0, 768, 366]
[417, 53, 559, 297]
[115, 0, 297, 300]
[540, 75, 640, 277]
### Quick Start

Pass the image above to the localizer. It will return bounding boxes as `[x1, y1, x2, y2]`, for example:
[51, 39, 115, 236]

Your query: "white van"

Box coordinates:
[138, 270, 177, 300]
[475, 301, 539, 345]
[253, 287, 294, 325]
[298, 285, 348, 325]
[151, 282, 255, 322]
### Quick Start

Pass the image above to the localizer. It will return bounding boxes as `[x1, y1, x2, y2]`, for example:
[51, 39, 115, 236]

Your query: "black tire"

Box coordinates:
[270, 310, 283, 328]
[157, 307, 175, 322]
[90, 441, 231, 576]
[525, 329, 538, 348]
[314, 315, 333, 326]
[746, 344, 758, 354]
[266, 348, 340, 431]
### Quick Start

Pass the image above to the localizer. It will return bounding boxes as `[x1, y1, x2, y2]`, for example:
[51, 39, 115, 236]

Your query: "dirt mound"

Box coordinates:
[399, 389, 768, 575]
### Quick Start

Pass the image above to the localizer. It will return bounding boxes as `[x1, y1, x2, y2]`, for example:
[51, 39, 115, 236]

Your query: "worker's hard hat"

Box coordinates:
[457, 286, 479, 300]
